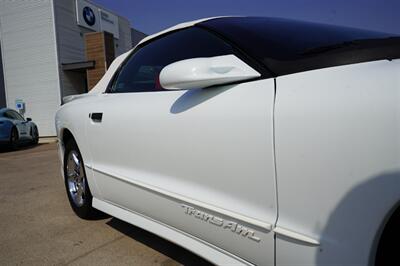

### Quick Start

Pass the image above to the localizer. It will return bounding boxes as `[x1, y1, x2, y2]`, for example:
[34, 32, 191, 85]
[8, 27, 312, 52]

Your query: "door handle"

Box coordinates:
[89, 112, 103, 123]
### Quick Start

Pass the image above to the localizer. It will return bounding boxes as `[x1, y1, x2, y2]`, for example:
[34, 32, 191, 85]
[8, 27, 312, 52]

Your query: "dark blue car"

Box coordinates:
[0, 108, 39, 148]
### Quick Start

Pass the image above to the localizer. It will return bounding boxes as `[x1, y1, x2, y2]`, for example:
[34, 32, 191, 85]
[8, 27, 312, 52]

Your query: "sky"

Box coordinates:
[94, 0, 400, 35]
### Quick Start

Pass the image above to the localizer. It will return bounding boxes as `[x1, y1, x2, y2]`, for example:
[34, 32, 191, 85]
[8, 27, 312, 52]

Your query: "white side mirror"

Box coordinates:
[159, 54, 261, 90]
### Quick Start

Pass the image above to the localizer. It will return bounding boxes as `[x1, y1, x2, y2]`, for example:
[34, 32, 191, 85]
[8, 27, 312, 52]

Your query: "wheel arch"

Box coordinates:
[61, 127, 76, 147]
[10, 123, 19, 138]
[58, 127, 78, 168]
[373, 200, 400, 265]
[58, 126, 100, 198]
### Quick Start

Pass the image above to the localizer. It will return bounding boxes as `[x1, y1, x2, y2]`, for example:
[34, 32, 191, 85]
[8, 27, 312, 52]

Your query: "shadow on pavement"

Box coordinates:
[0, 142, 42, 153]
[107, 218, 214, 266]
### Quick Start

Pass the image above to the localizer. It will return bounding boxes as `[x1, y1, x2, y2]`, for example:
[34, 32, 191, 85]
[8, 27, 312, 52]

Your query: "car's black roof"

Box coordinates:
[0, 108, 15, 113]
[0, 108, 8, 114]
[0, 108, 20, 116]
[198, 17, 400, 76]
[0, 108, 8, 118]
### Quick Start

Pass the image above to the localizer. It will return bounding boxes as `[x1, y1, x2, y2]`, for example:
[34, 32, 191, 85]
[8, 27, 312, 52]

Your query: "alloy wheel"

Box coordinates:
[66, 150, 86, 207]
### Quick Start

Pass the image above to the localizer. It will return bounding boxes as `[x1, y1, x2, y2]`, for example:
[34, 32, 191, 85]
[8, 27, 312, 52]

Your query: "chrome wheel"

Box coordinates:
[66, 150, 86, 207]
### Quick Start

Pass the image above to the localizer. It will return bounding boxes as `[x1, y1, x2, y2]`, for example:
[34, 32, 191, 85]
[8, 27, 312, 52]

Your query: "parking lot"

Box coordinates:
[0, 143, 211, 265]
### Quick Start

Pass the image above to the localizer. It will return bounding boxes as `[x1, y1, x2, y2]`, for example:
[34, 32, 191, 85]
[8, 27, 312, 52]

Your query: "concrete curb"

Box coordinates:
[39, 137, 58, 144]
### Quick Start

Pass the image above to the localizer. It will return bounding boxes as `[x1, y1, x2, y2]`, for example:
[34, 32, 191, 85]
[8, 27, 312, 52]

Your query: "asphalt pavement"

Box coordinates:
[0, 143, 211, 265]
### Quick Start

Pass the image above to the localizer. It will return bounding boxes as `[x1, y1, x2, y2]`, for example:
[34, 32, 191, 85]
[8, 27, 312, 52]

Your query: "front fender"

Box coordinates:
[27, 122, 38, 134]
[55, 100, 102, 199]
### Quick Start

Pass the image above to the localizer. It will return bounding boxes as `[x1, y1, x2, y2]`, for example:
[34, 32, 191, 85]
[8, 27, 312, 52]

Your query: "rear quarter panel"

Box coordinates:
[274, 59, 400, 265]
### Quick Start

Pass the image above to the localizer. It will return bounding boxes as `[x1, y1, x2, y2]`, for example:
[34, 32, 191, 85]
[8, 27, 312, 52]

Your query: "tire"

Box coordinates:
[64, 138, 98, 219]
[9, 127, 19, 150]
[375, 207, 400, 265]
[31, 126, 39, 145]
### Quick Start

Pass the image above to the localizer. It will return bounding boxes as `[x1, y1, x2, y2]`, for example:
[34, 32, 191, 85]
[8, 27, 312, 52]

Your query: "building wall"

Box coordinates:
[131, 28, 147, 47]
[54, 0, 132, 98]
[0, 0, 61, 136]
[53, 0, 91, 98]
[0, 0, 133, 136]
[0, 42, 6, 108]
[85, 32, 114, 90]
[115, 16, 132, 55]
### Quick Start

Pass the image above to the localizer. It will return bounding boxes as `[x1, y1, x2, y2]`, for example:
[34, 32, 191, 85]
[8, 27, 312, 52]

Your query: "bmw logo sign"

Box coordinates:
[83, 6, 95, 26]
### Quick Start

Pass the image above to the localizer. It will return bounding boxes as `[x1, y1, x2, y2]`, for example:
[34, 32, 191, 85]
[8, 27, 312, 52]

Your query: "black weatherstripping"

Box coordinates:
[199, 17, 400, 76]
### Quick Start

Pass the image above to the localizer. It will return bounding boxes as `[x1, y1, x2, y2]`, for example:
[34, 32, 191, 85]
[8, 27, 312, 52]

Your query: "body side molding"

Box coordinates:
[87, 164, 273, 232]
[273, 226, 320, 246]
[92, 197, 255, 266]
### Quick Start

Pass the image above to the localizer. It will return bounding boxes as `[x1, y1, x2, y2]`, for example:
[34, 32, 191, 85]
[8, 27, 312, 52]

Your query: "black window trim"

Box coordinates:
[196, 24, 275, 77]
[7, 110, 24, 121]
[105, 25, 272, 94]
[3, 111, 12, 119]
[12, 110, 24, 121]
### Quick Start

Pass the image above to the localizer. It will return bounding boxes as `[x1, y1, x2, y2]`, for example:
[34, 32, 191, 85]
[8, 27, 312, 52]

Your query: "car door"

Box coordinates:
[12, 111, 29, 139]
[86, 27, 276, 265]
[5, 110, 28, 139]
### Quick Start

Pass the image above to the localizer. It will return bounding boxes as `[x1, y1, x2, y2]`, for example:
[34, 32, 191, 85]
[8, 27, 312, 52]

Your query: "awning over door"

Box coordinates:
[61, 61, 95, 72]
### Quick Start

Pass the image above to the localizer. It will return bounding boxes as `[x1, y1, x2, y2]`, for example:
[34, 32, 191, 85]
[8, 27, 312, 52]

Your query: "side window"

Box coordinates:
[109, 27, 234, 93]
[6, 111, 24, 121]
[12, 111, 25, 121]
[4, 111, 14, 120]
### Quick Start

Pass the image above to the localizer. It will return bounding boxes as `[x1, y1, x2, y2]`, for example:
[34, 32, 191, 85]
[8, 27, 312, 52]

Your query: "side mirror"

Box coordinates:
[26, 118, 32, 122]
[160, 54, 261, 90]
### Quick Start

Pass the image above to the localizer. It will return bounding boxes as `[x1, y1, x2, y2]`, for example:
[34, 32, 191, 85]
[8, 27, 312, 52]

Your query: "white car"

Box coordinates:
[55, 17, 400, 266]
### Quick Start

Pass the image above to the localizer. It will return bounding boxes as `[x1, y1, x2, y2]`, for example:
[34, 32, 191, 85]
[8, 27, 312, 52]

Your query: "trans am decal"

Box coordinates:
[181, 204, 261, 242]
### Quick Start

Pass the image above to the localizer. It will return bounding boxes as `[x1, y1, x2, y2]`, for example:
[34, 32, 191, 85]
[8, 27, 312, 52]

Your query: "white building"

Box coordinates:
[0, 0, 134, 136]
